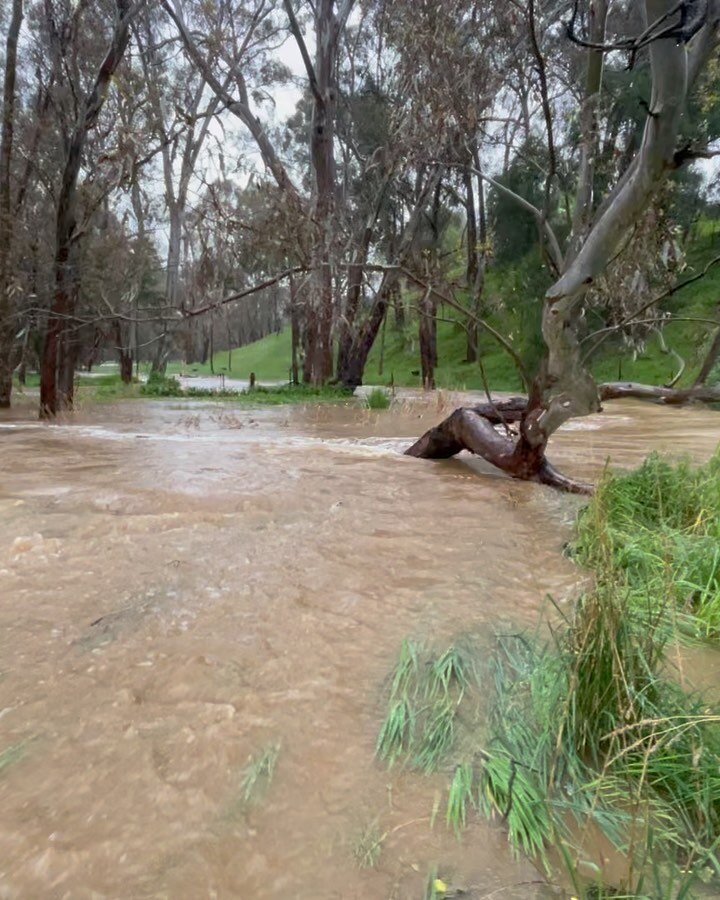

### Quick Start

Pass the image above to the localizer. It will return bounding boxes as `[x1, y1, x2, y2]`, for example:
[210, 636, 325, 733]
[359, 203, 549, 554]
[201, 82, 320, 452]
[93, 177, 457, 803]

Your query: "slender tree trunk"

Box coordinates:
[466, 150, 487, 364]
[290, 273, 300, 385]
[378, 304, 388, 377]
[419, 289, 436, 390]
[0, 0, 23, 408]
[464, 166, 478, 286]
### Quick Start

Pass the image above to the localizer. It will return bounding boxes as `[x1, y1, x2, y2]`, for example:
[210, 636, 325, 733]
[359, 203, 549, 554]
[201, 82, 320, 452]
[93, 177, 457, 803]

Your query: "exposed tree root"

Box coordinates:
[404, 406, 593, 495]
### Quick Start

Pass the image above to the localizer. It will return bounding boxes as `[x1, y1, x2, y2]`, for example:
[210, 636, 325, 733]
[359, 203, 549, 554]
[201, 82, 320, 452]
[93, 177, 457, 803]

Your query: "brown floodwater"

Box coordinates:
[0, 392, 719, 899]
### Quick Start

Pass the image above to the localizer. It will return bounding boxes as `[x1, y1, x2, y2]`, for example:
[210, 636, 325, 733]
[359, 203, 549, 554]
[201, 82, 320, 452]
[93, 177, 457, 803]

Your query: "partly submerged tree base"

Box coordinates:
[404, 398, 593, 495]
[405, 383, 720, 494]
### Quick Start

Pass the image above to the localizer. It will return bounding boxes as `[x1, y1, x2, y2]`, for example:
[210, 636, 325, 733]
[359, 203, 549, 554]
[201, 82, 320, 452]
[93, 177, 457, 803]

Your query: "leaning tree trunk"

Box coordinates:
[405, 398, 592, 494]
[0, 0, 23, 408]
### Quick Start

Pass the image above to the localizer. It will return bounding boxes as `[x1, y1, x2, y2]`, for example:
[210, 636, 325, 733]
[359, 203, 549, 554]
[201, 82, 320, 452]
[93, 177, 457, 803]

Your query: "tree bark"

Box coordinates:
[0, 0, 23, 408]
[298, 0, 341, 384]
[467, 148, 487, 364]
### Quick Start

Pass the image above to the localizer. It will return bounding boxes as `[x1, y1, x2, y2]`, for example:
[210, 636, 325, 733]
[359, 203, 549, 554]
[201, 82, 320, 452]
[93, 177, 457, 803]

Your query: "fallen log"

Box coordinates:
[598, 382, 720, 404]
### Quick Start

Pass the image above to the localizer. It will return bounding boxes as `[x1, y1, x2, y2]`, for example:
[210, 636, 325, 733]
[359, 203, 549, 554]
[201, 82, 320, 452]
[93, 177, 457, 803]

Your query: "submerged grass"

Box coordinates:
[352, 820, 387, 869]
[376, 639, 480, 774]
[239, 741, 280, 805]
[376, 453, 720, 897]
[0, 740, 29, 775]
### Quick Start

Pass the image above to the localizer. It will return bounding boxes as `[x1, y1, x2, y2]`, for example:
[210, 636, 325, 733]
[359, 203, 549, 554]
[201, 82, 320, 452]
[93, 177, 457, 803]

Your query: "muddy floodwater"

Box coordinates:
[1, 393, 719, 899]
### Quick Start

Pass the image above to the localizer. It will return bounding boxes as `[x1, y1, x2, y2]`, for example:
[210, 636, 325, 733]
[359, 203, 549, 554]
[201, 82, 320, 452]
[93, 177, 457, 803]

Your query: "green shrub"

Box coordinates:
[140, 372, 183, 396]
[365, 387, 391, 409]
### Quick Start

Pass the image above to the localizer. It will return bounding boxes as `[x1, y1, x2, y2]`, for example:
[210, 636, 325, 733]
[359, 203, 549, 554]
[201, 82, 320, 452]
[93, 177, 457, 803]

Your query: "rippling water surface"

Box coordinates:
[1, 394, 718, 898]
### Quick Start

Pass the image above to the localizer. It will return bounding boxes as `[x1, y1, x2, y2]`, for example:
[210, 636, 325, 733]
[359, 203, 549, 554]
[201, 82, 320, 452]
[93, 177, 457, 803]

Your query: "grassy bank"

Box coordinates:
[11, 372, 358, 406]
[376, 455, 720, 897]
[139, 373, 355, 404]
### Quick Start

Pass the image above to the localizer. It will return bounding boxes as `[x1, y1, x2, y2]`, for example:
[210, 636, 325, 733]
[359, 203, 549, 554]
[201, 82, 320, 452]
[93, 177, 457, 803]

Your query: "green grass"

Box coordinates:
[574, 452, 720, 640]
[364, 387, 392, 409]
[141, 374, 354, 405]
[165, 330, 293, 381]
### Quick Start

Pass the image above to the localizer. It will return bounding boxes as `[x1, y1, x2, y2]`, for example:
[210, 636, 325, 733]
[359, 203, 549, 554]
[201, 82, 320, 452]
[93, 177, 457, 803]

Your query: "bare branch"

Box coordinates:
[183, 266, 308, 317]
[282, 0, 321, 103]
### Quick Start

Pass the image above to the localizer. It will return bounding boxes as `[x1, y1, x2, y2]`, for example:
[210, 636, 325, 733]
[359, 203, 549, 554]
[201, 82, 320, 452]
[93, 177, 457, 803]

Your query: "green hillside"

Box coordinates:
[175, 229, 720, 391]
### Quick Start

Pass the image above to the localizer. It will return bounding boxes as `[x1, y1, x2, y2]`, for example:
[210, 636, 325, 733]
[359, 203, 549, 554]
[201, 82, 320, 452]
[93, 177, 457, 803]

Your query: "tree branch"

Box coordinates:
[183, 266, 308, 317]
[282, 0, 322, 103]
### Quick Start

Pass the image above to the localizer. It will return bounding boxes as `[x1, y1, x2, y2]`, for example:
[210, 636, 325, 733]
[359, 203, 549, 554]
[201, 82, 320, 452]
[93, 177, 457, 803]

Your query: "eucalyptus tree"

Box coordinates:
[38, 0, 146, 417]
[408, 0, 720, 492]
[0, 0, 23, 407]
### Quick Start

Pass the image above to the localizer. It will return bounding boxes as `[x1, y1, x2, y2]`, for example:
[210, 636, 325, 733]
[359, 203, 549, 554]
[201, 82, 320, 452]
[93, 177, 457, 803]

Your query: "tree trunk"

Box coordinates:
[40, 0, 136, 418]
[419, 287, 436, 390]
[117, 327, 133, 384]
[302, 0, 340, 385]
[0, 0, 23, 408]
[467, 150, 487, 364]
[290, 273, 300, 385]
[694, 324, 720, 386]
